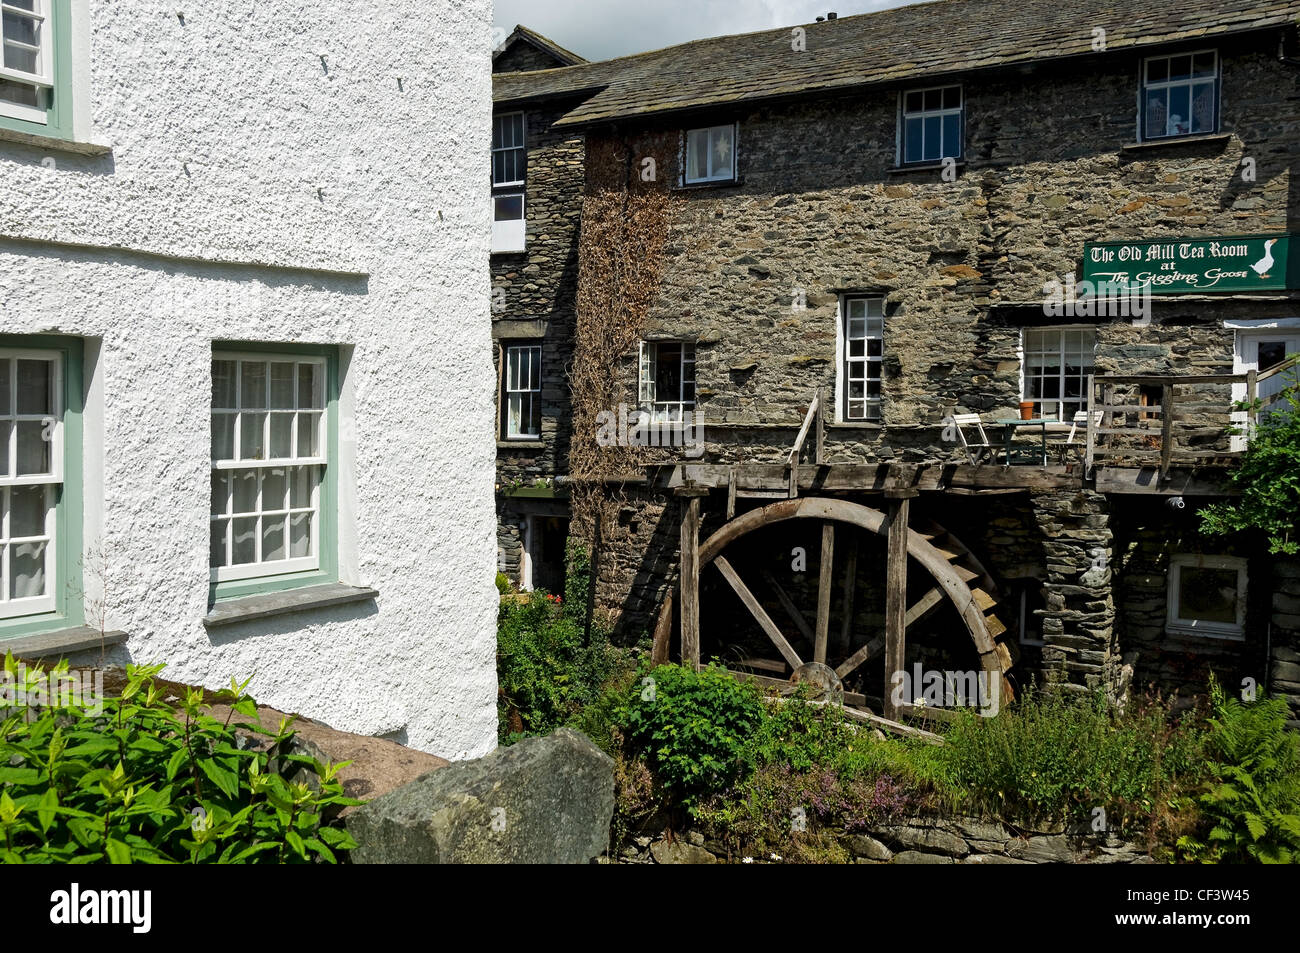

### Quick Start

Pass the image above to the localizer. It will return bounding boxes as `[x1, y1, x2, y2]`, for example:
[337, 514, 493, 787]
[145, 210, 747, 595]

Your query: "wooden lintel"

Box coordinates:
[668, 463, 1079, 494]
[1093, 466, 1237, 496]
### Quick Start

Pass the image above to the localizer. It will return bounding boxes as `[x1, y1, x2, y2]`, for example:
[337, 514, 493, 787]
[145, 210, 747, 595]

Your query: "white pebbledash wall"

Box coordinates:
[0, 1, 499, 759]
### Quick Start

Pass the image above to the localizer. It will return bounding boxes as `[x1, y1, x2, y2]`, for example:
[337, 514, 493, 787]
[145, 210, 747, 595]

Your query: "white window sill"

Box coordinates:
[0, 125, 111, 156]
[204, 583, 378, 628]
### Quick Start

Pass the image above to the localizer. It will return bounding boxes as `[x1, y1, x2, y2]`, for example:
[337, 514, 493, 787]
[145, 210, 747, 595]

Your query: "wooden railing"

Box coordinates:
[1085, 356, 1300, 478]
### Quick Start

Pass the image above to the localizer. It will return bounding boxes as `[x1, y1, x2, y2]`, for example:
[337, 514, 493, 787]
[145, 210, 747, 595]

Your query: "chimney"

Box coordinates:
[827, 11, 837, 19]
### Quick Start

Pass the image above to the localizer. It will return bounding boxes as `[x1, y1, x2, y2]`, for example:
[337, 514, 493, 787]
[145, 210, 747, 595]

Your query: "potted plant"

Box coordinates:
[1019, 400, 1036, 420]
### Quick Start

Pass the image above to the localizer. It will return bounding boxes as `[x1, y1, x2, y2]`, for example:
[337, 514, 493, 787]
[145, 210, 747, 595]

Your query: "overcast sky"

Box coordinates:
[493, 0, 921, 62]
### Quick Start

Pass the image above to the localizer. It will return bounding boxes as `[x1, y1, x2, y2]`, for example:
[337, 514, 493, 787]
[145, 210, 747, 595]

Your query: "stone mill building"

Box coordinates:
[491, 0, 1300, 725]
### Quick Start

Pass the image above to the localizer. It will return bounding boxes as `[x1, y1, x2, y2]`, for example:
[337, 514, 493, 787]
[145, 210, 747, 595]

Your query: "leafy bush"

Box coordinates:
[496, 540, 621, 743]
[495, 572, 511, 595]
[934, 689, 1204, 834]
[1178, 676, 1300, 863]
[0, 655, 359, 864]
[617, 663, 764, 805]
[1199, 368, 1300, 554]
[692, 695, 933, 859]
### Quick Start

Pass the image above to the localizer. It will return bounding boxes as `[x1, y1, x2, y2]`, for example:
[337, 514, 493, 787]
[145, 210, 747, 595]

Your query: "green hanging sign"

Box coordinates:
[1081, 234, 1298, 294]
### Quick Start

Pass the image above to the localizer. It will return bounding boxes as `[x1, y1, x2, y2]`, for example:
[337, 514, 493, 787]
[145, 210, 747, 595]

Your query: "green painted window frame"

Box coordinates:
[0, 0, 75, 140]
[209, 342, 340, 605]
[0, 333, 84, 640]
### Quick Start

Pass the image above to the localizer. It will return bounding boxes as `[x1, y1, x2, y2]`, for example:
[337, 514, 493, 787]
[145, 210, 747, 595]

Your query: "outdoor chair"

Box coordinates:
[951, 413, 999, 465]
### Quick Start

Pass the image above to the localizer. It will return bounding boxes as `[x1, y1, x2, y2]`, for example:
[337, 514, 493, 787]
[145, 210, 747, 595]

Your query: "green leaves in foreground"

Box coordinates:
[0, 657, 361, 864]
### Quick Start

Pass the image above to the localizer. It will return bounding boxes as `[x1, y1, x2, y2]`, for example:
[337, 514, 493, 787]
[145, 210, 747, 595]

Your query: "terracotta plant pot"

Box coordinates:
[1019, 401, 1036, 420]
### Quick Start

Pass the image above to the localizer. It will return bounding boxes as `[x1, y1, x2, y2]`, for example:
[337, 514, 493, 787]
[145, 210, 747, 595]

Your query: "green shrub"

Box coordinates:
[617, 663, 765, 805]
[1199, 370, 1300, 555]
[495, 572, 511, 595]
[933, 689, 1204, 833]
[0, 655, 359, 864]
[1178, 676, 1300, 863]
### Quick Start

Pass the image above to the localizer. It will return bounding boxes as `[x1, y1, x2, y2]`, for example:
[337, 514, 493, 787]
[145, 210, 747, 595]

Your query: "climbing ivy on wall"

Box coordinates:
[568, 130, 678, 543]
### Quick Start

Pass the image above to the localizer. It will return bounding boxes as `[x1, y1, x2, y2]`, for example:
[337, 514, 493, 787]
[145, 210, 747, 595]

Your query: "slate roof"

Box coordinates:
[493, 0, 1300, 126]
[493, 24, 587, 67]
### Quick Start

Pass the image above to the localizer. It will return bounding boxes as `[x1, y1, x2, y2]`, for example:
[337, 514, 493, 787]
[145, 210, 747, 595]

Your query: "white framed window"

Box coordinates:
[492, 192, 526, 254]
[492, 112, 526, 187]
[840, 296, 883, 421]
[1141, 50, 1219, 141]
[1022, 327, 1097, 421]
[638, 341, 696, 423]
[504, 344, 542, 439]
[0, 348, 61, 618]
[210, 353, 327, 584]
[491, 112, 527, 253]
[1167, 554, 1247, 640]
[683, 124, 736, 185]
[0, 0, 53, 125]
[900, 85, 963, 165]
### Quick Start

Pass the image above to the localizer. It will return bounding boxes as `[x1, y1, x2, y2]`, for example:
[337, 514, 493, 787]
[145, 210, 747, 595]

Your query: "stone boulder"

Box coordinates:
[346, 728, 614, 864]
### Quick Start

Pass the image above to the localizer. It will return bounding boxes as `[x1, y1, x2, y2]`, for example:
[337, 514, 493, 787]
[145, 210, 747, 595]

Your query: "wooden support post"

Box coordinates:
[815, 522, 835, 664]
[676, 486, 709, 671]
[1246, 368, 1258, 445]
[726, 467, 737, 520]
[883, 492, 913, 720]
[1159, 382, 1174, 481]
[815, 386, 826, 466]
[837, 535, 857, 652]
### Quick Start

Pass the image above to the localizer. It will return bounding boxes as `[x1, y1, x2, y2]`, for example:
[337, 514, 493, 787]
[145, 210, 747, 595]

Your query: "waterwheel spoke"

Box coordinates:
[814, 522, 834, 664]
[904, 587, 944, 627]
[834, 635, 884, 680]
[714, 555, 803, 670]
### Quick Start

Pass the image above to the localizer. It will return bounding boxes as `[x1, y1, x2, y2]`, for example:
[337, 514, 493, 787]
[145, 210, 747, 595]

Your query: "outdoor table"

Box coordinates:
[995, 418, 1050, 466]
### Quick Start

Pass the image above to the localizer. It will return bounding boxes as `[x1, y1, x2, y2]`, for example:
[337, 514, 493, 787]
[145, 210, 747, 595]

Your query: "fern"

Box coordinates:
[1182, 674, 1300, 863]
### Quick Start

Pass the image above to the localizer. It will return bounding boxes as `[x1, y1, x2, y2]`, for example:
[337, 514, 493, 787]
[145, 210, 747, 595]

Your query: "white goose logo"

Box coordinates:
[1251, 238, 1279, 280]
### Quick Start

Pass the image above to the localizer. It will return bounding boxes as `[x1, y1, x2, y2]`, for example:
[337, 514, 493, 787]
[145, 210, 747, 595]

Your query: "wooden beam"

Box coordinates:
[1159, 382, 1174, 480]
[714, 555, 803, 670]
[788, 394, 819, 467]
[799, 699, 945, 745]
[834, 635, 883, 680]
[904, 587, 944, 627]
[815, 523, 835, 664]
[815, 386, 826, 465]
[883, 495, 910, 720]
[650, 591, 674, 666]
[759, 568, 815, 642]
[679, 495, 702, 671]
[837, 535, 857, 652]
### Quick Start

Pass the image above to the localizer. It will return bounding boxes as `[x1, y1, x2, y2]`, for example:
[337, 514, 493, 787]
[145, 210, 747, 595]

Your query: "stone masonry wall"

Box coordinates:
[617, 815, 1152, 865]
[492, 103, 584, 486]
[590, 37, 1296, 459]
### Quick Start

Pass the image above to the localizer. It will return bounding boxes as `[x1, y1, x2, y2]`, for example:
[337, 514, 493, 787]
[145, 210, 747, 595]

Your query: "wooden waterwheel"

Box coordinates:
[653, 495, 1017, 725]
